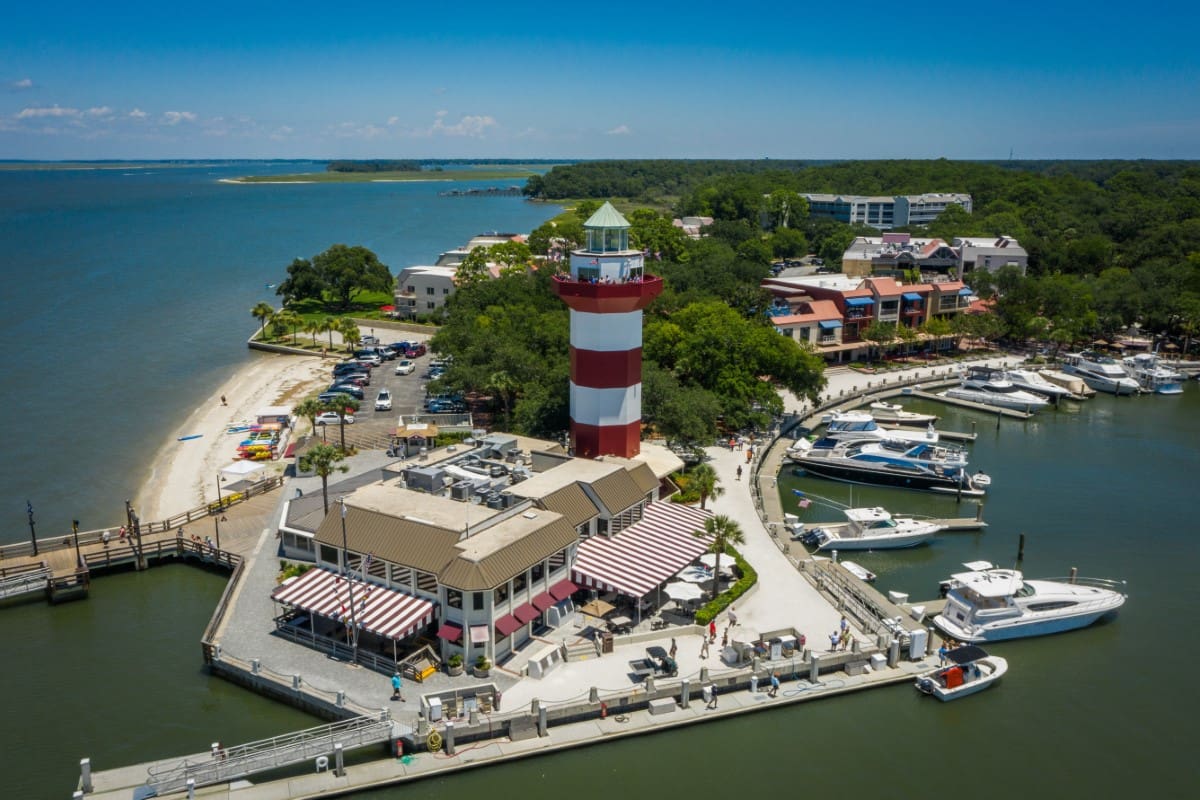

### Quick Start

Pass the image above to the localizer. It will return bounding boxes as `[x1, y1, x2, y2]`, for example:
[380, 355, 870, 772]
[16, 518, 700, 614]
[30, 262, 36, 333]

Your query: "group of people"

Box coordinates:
[828, 615, 854, 652]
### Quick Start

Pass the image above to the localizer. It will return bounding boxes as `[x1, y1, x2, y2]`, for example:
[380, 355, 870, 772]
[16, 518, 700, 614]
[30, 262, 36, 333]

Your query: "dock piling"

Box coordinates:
[334, 743, 345, 776]
[537, 705, 548, 738]
[1070, 567, 1078, 584]
[680, 679, 691, 708]
[887, 639, 900, 668]
[445, 722, 456, 755]
[809, 654, 819, 684]
[187, 778, 196, 799]
[1018, 533, 1026, 561]
[79, 758, 92, 793]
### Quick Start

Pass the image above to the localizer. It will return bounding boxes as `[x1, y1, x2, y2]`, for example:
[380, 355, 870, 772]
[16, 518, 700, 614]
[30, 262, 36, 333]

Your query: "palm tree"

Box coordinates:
[251, 302, 275, 341]
[690, 463, 723, 510]
[696, 514, 746, 602]
[304, 318, 323, 347]
[273, 309, 303, 345]
[487, 370, 519, 418]
[322, 316, 338, 351]
[339, 319, 362, 352]
[299, 443, 348, 516]
[320, 395, 360, 452]
[293, 397, 323, 437]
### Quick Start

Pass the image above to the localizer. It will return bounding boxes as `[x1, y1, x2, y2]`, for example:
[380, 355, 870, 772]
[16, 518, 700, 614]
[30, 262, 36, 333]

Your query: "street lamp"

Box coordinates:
[339, 498, 359, 664]
[26, 499, 38, 556]
[72, 519, 81, 567]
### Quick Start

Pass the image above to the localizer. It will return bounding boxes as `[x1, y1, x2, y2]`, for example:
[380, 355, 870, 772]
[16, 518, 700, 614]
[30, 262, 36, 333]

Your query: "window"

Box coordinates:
[427, 301, 435, 309]
[442, 287, 450, 295]
[405, 285, 415, 293]
[416, 570, 437, 593]
[346, 552, 363, 572]
[319, 544, 339, 565]
[472, 592, 484, 611]
[367, 555, 386, 580]
[512, 571, 527, 595]
[447, 588, 462, 609]
[391, 566, 412, 587]
[597, 518, 609, 535]
[531, 563, 544, 583]
[426, 287, 435, 295]
[549, 549, 567, 574]
[494, 583, 509, 606]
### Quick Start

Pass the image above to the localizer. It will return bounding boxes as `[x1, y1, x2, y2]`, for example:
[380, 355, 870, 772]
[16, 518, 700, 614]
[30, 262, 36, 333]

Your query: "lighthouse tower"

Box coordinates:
[553, 202, 662, 458]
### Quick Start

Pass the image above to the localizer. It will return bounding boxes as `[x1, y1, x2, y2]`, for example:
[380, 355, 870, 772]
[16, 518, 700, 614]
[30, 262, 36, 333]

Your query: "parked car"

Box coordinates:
[327, 384, 364, 400]
[395, 360, 416, 375]
[387, 341, 410, 355]
[316, 411, 354, 425]
[331, 374, 367, 387]
[373, 346, 397, 361]
[374, 389, 393, 411]
[405, 343, 427, 358]
[353, 351, 382, 365]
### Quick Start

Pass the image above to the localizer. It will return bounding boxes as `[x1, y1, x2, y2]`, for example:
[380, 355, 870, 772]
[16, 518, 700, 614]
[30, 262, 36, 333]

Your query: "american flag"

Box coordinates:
[798, 498, 812, 509]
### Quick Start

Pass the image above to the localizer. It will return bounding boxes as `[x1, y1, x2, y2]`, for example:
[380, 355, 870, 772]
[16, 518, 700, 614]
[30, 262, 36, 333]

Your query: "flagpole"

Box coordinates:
[339, 498, 359, 665]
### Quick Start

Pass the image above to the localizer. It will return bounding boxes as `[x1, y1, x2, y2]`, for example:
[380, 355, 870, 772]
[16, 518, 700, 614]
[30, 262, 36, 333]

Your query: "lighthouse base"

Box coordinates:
[571, 420, 641, 459]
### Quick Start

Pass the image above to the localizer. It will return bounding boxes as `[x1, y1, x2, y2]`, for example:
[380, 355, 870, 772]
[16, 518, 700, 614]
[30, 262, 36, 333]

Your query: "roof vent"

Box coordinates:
[522, 511, 538, 519]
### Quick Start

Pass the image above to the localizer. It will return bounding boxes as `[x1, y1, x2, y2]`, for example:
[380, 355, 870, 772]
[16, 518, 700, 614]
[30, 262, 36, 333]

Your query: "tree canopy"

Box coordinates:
[276, 244, 394, 310]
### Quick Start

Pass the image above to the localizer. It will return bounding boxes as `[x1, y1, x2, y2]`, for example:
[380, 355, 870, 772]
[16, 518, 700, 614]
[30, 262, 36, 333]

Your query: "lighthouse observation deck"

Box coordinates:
[552, 272, 663, 313]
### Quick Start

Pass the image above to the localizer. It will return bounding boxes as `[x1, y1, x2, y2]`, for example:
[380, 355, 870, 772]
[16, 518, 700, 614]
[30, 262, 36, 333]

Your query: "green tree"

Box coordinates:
[273, 310, 303, 345]
[766, 189, 807, 229]
[689, 463, 723, 511]
[861, 321, 897, 362]
[276, 257, 323, 306]
[251, 302, 275, 340]
[304, 318, 323, 346]
[339, 319, 361, 352]
[293, 397, 323, 436]
[696, 514, 746, 602]
[488, 241, 533, 277]
[312, 244, 394, 311]
[920, 316, 953, 353]
[456, 246, 492, 289]
[322, 316, 339, 351]
[487, 370, 520, 420]
[320, 395, 360, 452]
[298, 443, 348, 516]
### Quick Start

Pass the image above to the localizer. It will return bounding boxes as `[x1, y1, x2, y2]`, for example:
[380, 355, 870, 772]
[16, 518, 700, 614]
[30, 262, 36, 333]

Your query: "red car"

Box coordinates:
[405, 343, 427, 358]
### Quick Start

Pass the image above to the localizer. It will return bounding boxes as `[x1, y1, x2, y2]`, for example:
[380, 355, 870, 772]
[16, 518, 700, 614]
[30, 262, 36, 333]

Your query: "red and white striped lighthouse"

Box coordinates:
[553, 202, 662, 458]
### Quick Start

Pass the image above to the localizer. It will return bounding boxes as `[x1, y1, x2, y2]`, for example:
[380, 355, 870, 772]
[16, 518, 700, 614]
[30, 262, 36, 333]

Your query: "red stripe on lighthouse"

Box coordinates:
[572, 420, 642, 459]
[570, 346, 643, 389]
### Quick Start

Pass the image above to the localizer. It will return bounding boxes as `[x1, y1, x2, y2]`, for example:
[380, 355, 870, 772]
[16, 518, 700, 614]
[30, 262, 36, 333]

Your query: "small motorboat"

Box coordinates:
[798, 506, 943, 551]
[840, 560, 876, 582]
[915, 645, 1007, 701]
[868, 401, 938, 426]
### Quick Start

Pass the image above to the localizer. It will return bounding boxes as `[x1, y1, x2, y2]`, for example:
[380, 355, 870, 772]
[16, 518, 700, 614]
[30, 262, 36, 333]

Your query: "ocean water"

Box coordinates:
[0, 164, 558, 541]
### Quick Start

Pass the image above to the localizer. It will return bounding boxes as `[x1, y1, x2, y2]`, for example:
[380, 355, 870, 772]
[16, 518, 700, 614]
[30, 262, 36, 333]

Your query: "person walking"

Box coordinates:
[391, 672, 404, 701]
[706, 684, 719, 709]
[735, 465, 742, 481]
[708, 619, 717, 643]
[768, 673, 780, 698]
[700, 637, 709, 659]
[728, 607, 738, 629]
[669, 637, 677, 659]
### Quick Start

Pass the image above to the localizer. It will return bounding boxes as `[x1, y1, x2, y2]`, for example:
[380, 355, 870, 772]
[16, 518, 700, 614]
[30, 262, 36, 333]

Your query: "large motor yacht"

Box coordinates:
[943, 366, 1050, 411]
[1121, 352, 1184, 395]
[794, 506, 944, 551]
[1001, 368, 1076, 401]
[933, 561, 1127, 642]
[814, 410, 940, 446]
[789, 438, 989, 496]
[1061, 351, 1141, 395]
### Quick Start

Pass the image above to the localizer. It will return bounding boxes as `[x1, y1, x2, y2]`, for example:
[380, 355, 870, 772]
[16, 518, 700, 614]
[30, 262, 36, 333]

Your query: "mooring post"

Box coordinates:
[336, 690, 345, 707]
[79, 758, 92, 793]
[1070, 567, 1078, 584]
[292, 674, 301, 691]
[537, 704, 548, 737]
[809, 653, 820, 683]
[251, 658, 260, 674]
[699, 666, 709, 682]
[187, 778, 196, 799]
[445, 721, 456, 755]
[680, 678, 691, 708]
[333, 743, 344, 777]
[888, 638, 900, 667]
[1018, 533, 1026, 561]
[996, 408, 1002, 431]
[977, 502, 985, 522]
[645, 675, 655, 693]
[589, 687, 599, 704]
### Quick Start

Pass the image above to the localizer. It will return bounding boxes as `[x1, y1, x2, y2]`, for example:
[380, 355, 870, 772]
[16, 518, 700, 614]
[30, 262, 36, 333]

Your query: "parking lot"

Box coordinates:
[314, 331, 439, 444]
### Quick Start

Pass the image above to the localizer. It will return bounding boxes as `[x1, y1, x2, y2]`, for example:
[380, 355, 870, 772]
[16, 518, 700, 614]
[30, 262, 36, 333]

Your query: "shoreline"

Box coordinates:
[134, 352, 329, 522]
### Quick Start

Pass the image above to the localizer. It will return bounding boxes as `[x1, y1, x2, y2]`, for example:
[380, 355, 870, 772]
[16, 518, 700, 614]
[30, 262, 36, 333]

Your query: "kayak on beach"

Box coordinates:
[177, 434, 204, 441]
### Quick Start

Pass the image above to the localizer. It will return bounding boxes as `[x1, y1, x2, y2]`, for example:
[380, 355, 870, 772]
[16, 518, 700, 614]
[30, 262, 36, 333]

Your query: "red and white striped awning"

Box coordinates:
[572, 503, 713, 598]
[272, 568, 436, 641]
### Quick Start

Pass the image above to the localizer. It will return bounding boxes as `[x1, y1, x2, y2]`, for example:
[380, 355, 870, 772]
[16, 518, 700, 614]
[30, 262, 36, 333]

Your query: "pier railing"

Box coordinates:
[144, 711, 393, 795]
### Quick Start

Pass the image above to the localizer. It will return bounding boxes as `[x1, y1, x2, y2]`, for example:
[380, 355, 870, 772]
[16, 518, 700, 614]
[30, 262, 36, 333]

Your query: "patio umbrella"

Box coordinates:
[1092, 339, 1108, 346]
[1164, 343, 1180, 350]
[699, 553, 734, 574]
[664, 582, 703, 603]
[579, 599, 615, 619]
[379, 304, 396, 312]
[675, 566, 711, 584]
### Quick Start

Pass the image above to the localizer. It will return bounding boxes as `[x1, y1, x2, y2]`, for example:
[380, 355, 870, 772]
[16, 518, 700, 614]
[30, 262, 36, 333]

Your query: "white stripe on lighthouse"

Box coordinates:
[569, 310, 644, 352]
[570, 383, 642, 426]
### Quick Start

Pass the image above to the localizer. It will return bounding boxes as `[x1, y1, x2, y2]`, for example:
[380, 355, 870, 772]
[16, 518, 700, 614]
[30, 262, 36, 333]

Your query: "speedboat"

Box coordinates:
[1121, 352, 1184, 395]
[789, 438, 988, 496]
[932, 561, 1126, 642]
[815, 410, 940, 446]
[868, 401, 938, 426]
[798, 506, 943, 551]
[1001, 368, 1076, 401]
[915, 645, 1007, 701]
[840, 560, 876, 582]
[1061, 351, 1141, 395]
[944, 366, 1050, 411]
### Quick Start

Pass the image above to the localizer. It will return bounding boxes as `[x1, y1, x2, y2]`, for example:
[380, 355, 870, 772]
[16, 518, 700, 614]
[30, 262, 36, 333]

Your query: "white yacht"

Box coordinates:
[1061, 351, 1141, 395]
[816, 410, 940, 446]
[1121, 352, 1184, 395]
[933, 561, 1126, 642]
[868, 401, 938, 426]
[1001, 368, 1076, 401]
[943, 367, 1050, 411]
[796, 506, 943, 551]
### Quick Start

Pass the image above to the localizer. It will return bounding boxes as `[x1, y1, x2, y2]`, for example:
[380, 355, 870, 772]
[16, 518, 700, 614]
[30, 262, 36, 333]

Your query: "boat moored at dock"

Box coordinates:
[944, 366, 1051, 411]
[788, 438, 989, 496]
[814, 410, 941, 446]
[1001, 368, 1077, 401]
[916, 645, 1007, 701]
[793, 506, 944, 551]
[933, 561, 1127, 642]
[1062, 351, 1141, 395]
[1121, 352, 1184, 395]
[868, 401, 939, 426]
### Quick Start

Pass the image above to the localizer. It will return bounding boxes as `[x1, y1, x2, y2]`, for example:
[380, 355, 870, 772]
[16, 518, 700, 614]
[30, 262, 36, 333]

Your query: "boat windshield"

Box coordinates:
[1015, 582, 1036, 598]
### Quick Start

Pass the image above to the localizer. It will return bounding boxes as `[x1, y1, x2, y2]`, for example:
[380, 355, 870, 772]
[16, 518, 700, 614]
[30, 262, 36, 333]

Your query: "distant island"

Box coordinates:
[231, 159, 569, 184]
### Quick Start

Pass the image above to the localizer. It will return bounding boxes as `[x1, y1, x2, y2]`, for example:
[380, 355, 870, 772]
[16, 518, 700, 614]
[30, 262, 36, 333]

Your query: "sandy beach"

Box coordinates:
[134, 353, 329, 522]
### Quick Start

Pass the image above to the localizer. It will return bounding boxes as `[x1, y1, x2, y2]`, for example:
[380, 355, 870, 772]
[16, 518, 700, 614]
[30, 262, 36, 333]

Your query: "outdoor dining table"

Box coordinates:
[609, 615, 633, 633]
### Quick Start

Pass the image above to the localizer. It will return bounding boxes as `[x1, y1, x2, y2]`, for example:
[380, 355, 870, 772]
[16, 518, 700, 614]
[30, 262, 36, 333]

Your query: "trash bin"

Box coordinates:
[769, 637, 783, 660]
[601, 632, 614, 654]
[428, 697, 442, 722]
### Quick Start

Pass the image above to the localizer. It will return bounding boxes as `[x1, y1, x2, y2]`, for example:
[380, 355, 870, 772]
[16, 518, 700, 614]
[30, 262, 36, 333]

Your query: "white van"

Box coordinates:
[375, 389, 393, 411]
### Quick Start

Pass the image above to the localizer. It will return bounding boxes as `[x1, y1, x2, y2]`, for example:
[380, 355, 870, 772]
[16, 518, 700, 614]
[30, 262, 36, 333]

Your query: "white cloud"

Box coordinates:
[387, 116, 400, 126]
[86, 106, 114, 118]
[606, 124, 632, 135]
[431, 113, 497, 138]
[162, 110, 197, 125]
[11, 78, 34, 90]
[17, 105, 80, 119]
[129, 108, 148, 119]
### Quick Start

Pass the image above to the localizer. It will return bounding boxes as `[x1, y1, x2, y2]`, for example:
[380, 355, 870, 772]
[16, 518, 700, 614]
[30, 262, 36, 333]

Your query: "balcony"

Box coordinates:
[553, 274, 663, 314]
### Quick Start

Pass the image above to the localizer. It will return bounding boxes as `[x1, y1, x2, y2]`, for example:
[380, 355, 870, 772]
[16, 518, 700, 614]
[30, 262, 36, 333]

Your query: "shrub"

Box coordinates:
[447, 653, 463, 667]
[694, 546, 757, 625]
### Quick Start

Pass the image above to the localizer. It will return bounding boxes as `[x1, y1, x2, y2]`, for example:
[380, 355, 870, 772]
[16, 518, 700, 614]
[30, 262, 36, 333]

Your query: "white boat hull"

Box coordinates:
[944, 387, 1049, 411]
[916, 656, 1007, 701]
[933, 605, 1120, 642]
[816, 527, 939, 551]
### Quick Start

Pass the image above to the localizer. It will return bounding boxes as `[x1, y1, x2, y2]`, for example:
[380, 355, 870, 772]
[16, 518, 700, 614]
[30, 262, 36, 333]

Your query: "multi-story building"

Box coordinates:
[804, 192, 972, 230]
[394, 265, 457, 318]
[953, 236, 1028, 276]
[841, 234, 959, 278]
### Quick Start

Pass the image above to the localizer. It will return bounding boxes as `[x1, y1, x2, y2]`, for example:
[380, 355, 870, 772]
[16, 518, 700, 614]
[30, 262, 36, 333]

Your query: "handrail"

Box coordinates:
[1042, 575, 1128, 593]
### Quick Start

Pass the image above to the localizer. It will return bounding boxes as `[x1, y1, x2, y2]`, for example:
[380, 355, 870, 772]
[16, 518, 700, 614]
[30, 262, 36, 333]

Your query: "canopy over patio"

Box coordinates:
[572, 502, 713, 598]
[272, 567, 435, 640]
[220, 460, 268, 480]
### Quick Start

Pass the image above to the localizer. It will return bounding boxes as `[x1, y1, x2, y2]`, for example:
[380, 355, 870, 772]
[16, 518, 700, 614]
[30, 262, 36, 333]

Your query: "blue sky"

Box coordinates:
[2, 1, 1197, 160]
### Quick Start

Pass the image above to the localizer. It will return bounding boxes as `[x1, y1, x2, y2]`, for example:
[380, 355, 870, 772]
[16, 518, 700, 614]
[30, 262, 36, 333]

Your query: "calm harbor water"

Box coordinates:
[0, 163, 558, 541]
[1, 168, 1197, 798]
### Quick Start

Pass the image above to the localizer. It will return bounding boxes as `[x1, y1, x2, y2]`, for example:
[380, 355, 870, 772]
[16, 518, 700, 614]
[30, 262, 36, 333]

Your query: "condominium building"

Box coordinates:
[804, 192, 972, 230]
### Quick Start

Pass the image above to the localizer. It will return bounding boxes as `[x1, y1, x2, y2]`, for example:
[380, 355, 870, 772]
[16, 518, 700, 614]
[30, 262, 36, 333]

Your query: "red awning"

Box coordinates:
[435, 622, 463, 641]
[572, 502, 713, 598]
[494, 614, 523, 637]
[548, 578, 578, 601]
[513, 602, 539, 623]
[272, 567, 435, 640]
[532, 591, 556, 612]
